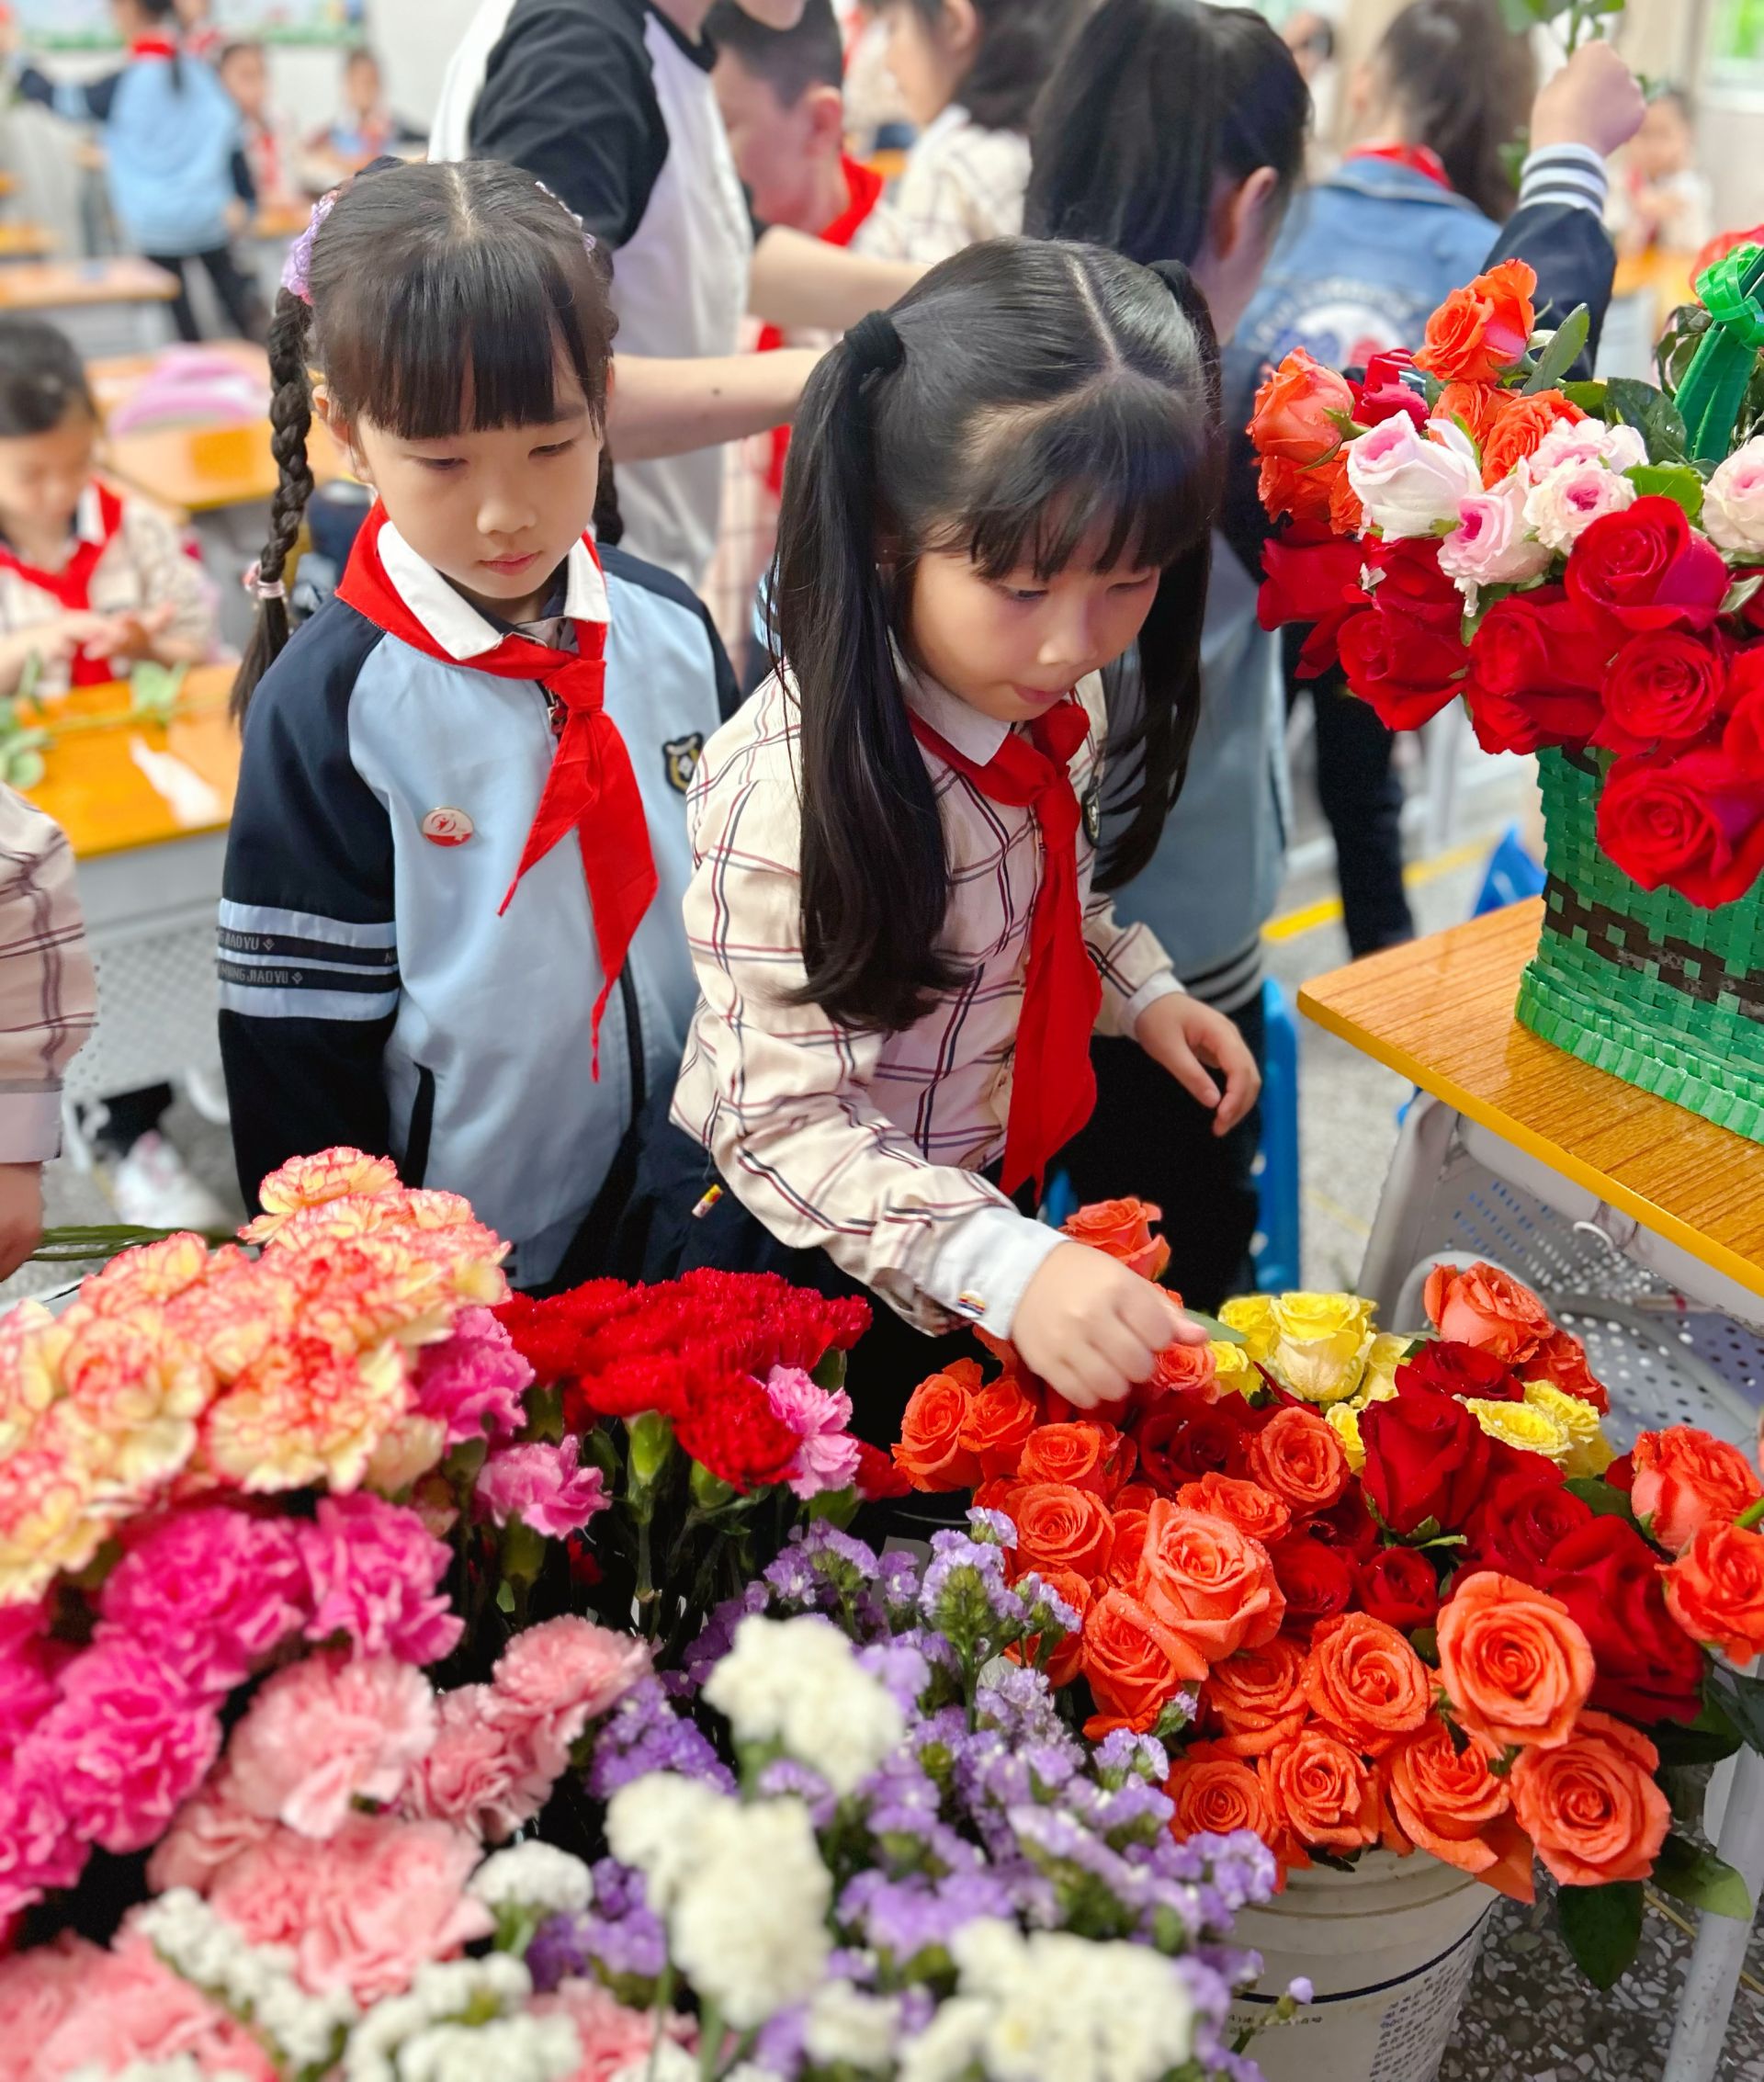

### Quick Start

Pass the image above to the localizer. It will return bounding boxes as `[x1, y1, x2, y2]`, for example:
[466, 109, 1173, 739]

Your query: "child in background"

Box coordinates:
[0, 317, 224, 1228]
[302, 49, 424, 188]
[220, 40, 299, 212]
[853, 0, 1080, 263]
[840, 0, 914, 155]
[6, 0, 266, 345]
[174, 0, 223, 62]
[221, 160, 739, 1292]
[0, 789, 96, 1280]
[640, 240, 1258, 1432]
[1613, 87, 1713, 259]
[706, 0, 884, 676]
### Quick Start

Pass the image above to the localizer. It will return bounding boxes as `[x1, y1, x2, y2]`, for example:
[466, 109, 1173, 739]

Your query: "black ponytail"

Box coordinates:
[1372, 0, 1535, 223]
[231, 288, 314, 720]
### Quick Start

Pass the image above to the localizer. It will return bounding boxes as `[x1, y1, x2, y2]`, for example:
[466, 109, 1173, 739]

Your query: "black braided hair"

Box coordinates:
[230, 288, 314, 720]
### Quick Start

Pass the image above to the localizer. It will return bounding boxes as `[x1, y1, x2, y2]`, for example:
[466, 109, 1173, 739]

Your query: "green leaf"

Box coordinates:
[1606, 377, 1661, 431]
[1652, 1837, 1755, 1920]
[1562, 379, 1609, 413]
[810, 1346, 848, 1392]
[1652, 1693, 1743, 1769]
[1644, 392, 1691, 463]
[1184, 1310, 1248, 1346]
[1724, 573, 1764, 618]
[1557, 1881, 1644, 1989]
[1709, 1669, 1764, 1758]
[1623, 464, 1704, 518]
[1522, 306, 1591, 393]
[1565, 1477, 1639, 1523]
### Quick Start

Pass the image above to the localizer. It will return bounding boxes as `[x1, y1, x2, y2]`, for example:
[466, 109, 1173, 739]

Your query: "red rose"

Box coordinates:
[1269, 1533, 1357, 1630]
[1257, 528, 1369, 679]
[1360, 1384, 1492, 1535]
[1598, 748, 1764, 908]
[1356, 1547, 1442, 1633]
[1541, 1516, 1706, 1726]
[1594, 631, 1727, 757]
[1367, 537, 1465, 636]
[1606, 1452, 1635, 1495]
[1396, 1341, 1524, 1403]
[1135, 1395, 1263, 1495]
[1462, 1460, 1593, 1580]
[1339, 603, 1466, 730]
[1464, 589, 1611, 753]
[1723, 648, 1764, 777]
[1356, 350, 1426, 429]
[1566, 497, 1729, 637]
[1305, 1485, 1382, 1563]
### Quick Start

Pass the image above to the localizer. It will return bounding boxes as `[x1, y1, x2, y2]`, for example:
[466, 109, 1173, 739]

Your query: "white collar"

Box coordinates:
[376, 521, 610, 663]
[75, 482, 107, 546]
[902, 663, 1012, 764]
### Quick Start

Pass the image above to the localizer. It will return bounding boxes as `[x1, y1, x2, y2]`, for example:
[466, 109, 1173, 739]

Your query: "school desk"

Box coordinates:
[0, 223, 55, 262]
[0, 257, 178, 350]
[23, 663, 238, 1106]
[101, 415, 347, 515]
[1300, 900, 1764, 2082]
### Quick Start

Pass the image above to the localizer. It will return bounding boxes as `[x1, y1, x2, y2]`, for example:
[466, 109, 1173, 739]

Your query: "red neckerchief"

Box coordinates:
[1345, 141, 1453, 191]
[759, 156, 887, 494]
[130, 35, 180, 58]
[0, 482, 127, 687]
[337, 508, 658, 1072]
[908, 696, 1100, 1195]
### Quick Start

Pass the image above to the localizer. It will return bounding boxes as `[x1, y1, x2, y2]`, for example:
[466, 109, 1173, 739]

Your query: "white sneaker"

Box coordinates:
[106, 1133, 232, 1232]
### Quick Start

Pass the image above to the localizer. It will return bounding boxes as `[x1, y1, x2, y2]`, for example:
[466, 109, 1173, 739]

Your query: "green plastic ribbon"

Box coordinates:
[1679, 243, 1764, 463]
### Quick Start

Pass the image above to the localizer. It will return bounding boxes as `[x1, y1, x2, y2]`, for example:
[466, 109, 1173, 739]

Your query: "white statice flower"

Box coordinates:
[605, 1771, 727, 1908]
[395, 2014, 582, 2082]
[343, 1957, 537, 2082]
[469, 1842, 594, 1917]
[722, 2066, 790, 2082]
[66, 2065, 255, 2082]
[609, 2045, 699, 2082]
[137, 1889, 357, 2067]
[1704, 435, 1764, 555]
[895, 1998, 993, 2082]
[702, 1613, 906, 1795]
[1346, 414, 1480, 539]
[804, 1981, 902, 2072]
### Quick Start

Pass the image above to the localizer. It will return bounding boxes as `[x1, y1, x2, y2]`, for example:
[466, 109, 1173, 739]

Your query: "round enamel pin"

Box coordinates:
[421, 807, 474, 846]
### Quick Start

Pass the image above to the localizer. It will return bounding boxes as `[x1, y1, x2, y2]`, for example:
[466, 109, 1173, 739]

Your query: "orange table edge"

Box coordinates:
[1297, 899, 1764, 1304]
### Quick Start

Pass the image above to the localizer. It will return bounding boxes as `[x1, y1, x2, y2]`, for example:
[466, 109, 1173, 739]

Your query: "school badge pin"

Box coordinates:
[421, 807, 474, 846]
[663, 732, 706, 795]
[1082, 786, 1102, 843]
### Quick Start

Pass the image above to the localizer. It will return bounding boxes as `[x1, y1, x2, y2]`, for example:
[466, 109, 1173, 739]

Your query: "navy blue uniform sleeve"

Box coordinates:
[467, 0, 666, 251]
[218, 605, 399, 1211]
[17, 65, 119, 122]
[1482, 203, 1615, 376]
[231, 146, 256, 209]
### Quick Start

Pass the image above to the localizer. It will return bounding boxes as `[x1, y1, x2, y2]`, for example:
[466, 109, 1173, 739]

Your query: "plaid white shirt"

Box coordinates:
[0, 787, 95, 1161]
[851, 106, 1029, 266]
[673, 667, 1182, 1336]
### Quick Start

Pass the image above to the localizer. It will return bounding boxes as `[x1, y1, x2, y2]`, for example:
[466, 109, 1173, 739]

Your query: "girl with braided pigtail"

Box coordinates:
[220, 158, 740, 1293]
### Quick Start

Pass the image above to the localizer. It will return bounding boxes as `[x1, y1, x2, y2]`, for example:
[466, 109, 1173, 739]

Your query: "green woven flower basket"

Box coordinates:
[1516, 748, 1764, 1140]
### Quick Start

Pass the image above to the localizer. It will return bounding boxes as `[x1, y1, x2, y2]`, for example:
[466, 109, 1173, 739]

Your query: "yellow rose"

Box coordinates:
[1219, 1293, 1278, 1362]
[1210, 1341, 1261, 1397]
[1359, 1332, 1408, 1404]
[1269, 1291, 1376, 1406]
[1521, 1380, 1614, 1481]
[1325, 1400, 1366, 1474]
[1464, 1396, 1571, 1465]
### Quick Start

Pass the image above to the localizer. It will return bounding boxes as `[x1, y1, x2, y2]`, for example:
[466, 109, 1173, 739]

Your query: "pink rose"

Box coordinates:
[1524, 459, 1640, 554]
[19, 1641, 220, 1856]
[1700, 435, 1764, 557]
[491, 1617, 650, 1776]
[209, 1812, 492, 2005]
[1438, 476, 1552, 593]
[96, 1505, 308, 1698]
[0, 1937, 103, 2081]
[400, 1681, 554, 1843]
[35, 1929, 277, 2079]
[535, 1978, 687, 2082]
[763, 1364, 864, 1499]
[299, 1491, 463, 1666]
[476, 1435, 609, 1539]
[147, 1766, 277, 1894]
[413, 1304, 534, 1445]
[1518, 418, 1648, 487]
[0, 1754, 84, 1922]
[1348, 416, 1481, 540]
[228, 1652, 436, 1839]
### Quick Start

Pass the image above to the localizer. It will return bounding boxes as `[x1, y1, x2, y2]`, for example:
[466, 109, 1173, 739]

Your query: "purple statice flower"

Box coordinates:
[1013, 1571, 1081, 1638]
[920, 1540, 1027, 1650]
[796, 1520, 883, 1582]
[588, 1677, 735, 1798]
[965, 1507, 1018, 1550]
[857, 1639, 931, 1715]
[1172, 1952, 1235, 2026]
[526, 1876, 668, 1993]
[1068, 1775, 1175, 1847]
[1287, 1975, 1314, 2006]
[1200, 1829, 1281, 1912]
[877, 1548, 922, 1621]
[754, 2004, 807, 2079]
[1091, 1729, 1170, 1787]
[841, 1869, 1016, 1966]
[758, 1757, 837, 1826]
[1009, 1805, 1140, 1898]
[684, 1582, 771, 1689]
[974, 1661, 1070, 1747]
[763, 1543, 830, 1612]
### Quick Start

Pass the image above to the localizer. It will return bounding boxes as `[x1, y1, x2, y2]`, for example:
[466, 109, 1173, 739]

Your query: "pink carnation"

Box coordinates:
[96, 1505, 308, 1698]
[18, 1641, 220, 1855]
[763, 1364, 863, 1499]
[537, 1979, 688, 2082]
[0, 1612, 62, 1762]
[0, 1755, 84, 1921]
[228, 1652, 436, 1839]
[34, 1928, 277, 2079]
[209, 1812, 492, 2005]
[400, 1681, 555, 1842]
[413, 1305, 533, 1445]
[491, 1617, 650, 1775]
[147, 1766, 277, 1894]
[476, 1435, 608, 1539]
[300, 1491, 463, 1665]
[0, 1936, 103, 2082]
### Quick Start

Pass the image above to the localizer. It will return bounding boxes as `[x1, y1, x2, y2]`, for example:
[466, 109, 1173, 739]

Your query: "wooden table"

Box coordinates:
[102, 415, 346, 515]
[0, 224, 54, 262]
[0, 258, 177, 347]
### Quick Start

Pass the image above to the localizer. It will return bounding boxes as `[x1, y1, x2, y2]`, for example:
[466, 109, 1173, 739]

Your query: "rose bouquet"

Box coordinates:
[1249, 244, 1764, 1133]
[891, 1199, 1764, 1987]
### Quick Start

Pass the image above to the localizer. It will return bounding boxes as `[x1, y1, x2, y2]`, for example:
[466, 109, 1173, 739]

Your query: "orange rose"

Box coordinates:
[1117, 1482, 1157, 1512]
[1247, 1406, 1350, 1515]
[1082, 1584, 1204, 1726]
[1665, 1522, 1764, 1661]
[895, 1361, 983, 1489]
[1175, 1472, 1292, 1547]
[1250, 347, 1356, 466]
[1203, 1634, 1307, 1758]
[1165, 1746, 1277, 1846]
[1012, 1480, 1116, 1582]
[1434, 379, 1502, 448]
[973, 1475, 1022, 1519]
[1423, 1261, 1555, 1369]
[1019, 1564, 1091, 1688]
[1510, 1710, 1669, 1888]
[1302, 1611, 1431, 1757]
[1145, 1340, 1220, 1406]
[1061, 1198, 1170, 1282]
[1263, 1725, 1382, 1855]
[958, 1374, 1039, 1481]
[1478, 389, 1586, 486]
[1631, 1427, 1762, 1555]
[1259, 450, 1339, 527]
[1017, 1420, 1136, 1500]
[1327, 452, 1364, 534]
[1528, 1327, 1607, 1412]
[1413, 258, 1536, 383]
[1436, 1570, 1594, 1750]
[1108, 1507, 1151, 1588]
[1384, 1714, 1529, 1896]
[1136, 1499, 1285, 1668]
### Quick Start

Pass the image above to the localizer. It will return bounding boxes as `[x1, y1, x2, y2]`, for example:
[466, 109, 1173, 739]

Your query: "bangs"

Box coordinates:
[940, 376, 1218, 580]
[324, 240, 601, 439]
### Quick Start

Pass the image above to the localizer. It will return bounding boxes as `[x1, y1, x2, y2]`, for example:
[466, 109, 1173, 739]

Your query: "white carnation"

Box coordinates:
[469, 1842, 594, 1917]
[804, 1981, 902, 2072]
[702, 1613, 906, 1794]
[1704, 435, 1764, 555]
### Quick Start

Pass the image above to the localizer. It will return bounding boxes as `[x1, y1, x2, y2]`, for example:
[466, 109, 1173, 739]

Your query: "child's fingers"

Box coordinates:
[1162, 1035, 1222, 1113]
[1211, 1047, 1262, 1135]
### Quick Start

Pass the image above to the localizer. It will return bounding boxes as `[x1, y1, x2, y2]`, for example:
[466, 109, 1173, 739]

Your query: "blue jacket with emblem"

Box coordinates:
[219, 534, 737, 1288]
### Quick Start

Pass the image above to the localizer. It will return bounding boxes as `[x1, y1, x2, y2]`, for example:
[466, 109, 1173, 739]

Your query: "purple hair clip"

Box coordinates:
[279, 190, 338, 307]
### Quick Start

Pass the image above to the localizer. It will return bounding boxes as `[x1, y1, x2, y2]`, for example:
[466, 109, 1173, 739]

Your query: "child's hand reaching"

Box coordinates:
[1134, 992, 1261, 1137]
[1013, 1242, 1208, 1410]
[0, 1161, 43, 1282]
[1531, 41, 1646, 162]
[104, 603, 179, 663]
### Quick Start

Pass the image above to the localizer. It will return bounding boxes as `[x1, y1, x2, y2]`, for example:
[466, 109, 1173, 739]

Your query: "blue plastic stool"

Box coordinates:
[1472, 821, 1545, 917]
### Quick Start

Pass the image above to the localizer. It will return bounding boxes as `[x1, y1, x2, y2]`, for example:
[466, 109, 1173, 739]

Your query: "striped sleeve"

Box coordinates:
[1082, 887, 1182, 1037]
[1516, 143, 1609, 220]
[0, 789, 95, 1162]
